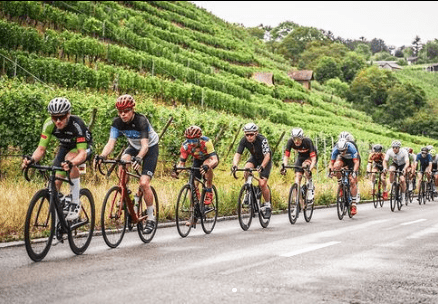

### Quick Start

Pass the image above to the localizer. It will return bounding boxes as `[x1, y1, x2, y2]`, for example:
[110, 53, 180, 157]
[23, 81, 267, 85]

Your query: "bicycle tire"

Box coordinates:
[347, 187, 353, 218]
[68, 188, 95, 255]
[101, 186, 127, 248]
[176, 184, 194, 238]
[137, 186, 159, 243]
[258, 185, 271, 228]
[237, 185, 253, 231]
[372, 180, 378, 208]
[397, 189, 403, 211]
[24, 189, 55, 262]
[287, 184, 299, 224]
[418, 181, 425, 205]
[336, 184, 345, 220]
[303, 185, 314, 222]
[378, 180, 384, 207]
[390, 183, 397, 212]
[200, 185, 218, 234]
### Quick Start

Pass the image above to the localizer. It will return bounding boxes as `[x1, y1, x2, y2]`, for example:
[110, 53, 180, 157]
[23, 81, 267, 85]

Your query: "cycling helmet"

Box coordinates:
[48, 97, 71, 115]
[243, 122, 258, 133]
[391, 140, 401, 148]
[184, 125, 202, 139]
[373, 144, 383, 153]
[338, 131, 351, 139]
[426, 145, 433, 151]
[421, 147, 429, 153]
[337, 138, 348, 151]
[116, 94, 135, 110]
[291, 128, 304, 139]
[430, 149, 436, 157]
[403, 147, 412, 154]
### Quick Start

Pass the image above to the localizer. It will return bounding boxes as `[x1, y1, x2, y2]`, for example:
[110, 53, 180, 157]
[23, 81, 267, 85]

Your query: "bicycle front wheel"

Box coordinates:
[200, 185, 218, 234]
[237, 185, 253, 231]
[68, 188, 95, 255]
[303, 186, 314, 223]
[372, 180, 378, 208]
[258, 185, 271, 228]
[137, 186, 159, 243]
[176, 185, 193, 238]
[418, 181, 425, 205]
[390, 183, 397, 212]
[287, 184, 299, 224]
[101, 186, 127, 248]
[336, 185, 345, 220]
[24, 189, 55, 262]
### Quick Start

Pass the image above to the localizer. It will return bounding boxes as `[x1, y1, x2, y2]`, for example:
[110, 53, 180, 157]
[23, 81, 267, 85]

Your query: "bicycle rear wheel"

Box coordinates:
[372, 180, 378, 208]
[24, 189, 55, 262]
[137, 186, 159, 243]
[390, 183, 397, 212]
[287, 184, 299, 224]
[336, 185, 345, 220]
[176, 184, 193, 238]
[68, 188, 95, 255]
[101, 186, 127, 248]
[258, 185, 271, 228]
[200, 185, 218, 234]
[303, 185, 314, 222]
[237, 185, 253, 231]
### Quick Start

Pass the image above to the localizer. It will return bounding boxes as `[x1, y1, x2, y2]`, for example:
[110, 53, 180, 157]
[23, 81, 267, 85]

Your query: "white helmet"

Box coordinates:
[291, 128, 304, 139]
[48, 97, 71, 115]
[391, 140, 401, 148]
[243, 122, 258, 133]
[337, 138, 348, 151]
[338, 131, 351, 139]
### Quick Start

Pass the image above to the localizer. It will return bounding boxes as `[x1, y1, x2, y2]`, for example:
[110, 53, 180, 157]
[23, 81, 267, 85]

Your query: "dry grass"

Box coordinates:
[0, 163, 374, 242]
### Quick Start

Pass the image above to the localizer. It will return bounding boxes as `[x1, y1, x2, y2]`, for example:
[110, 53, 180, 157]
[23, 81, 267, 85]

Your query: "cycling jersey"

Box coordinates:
[331, 142, 358, 161]
[38, 115, 92, 150]
[384, 148, 409, 166]
[179, 136, 217, 162]
[284, 137, 317, 158]
[236, 134, 271, 164]
[109, 113, 158, 149]
[368, 152, 385, 164]
[415, 153, 433, 170]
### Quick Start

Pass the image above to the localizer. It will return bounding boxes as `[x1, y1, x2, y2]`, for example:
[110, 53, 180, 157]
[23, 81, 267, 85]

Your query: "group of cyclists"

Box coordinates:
[21, 94, 437, 233]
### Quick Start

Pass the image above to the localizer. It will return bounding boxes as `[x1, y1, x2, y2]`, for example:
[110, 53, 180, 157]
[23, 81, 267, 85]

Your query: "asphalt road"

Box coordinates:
[1, 200, 438, 304]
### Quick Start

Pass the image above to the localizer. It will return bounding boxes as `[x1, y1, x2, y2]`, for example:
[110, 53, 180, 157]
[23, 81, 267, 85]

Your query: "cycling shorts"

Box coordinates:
[294, 154, 318, 173]
[246, 156, 272, 179]
[192, 156, 219, 180]
[123, 144, 159, 178]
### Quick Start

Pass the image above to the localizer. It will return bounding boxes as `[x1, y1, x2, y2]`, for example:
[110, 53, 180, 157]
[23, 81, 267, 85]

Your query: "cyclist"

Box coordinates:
[171, 125, 219, 225]
[329, 138, 360, 216]
[430, 148, 438, 194]
[339, 131, 361, 165]
[94, 94, 159, 234]
[21, 97, 93, 221]
[404, 147, 416, 192]
[232, 123, 272, 217]
[366, 144, 388, 199]
[413, 147, 433, 200]
[382, 140, 409, 203]
[281, 127, 318, 200]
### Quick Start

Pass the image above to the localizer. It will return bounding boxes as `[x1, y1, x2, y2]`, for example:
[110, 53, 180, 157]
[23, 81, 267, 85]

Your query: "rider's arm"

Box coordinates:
[136, 138, 149, 159]
[353, 158, 360, 172]
[232, 153, 241, 167]
[100, 138, 117, 158]
[260, 152, 271, 170]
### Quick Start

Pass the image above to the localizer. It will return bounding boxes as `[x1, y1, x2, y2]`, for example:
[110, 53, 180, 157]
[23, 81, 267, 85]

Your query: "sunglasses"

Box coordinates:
[118, 108, 132, 114]
[245, 133, 256, 137]
[51, 114, 68, 122]
[186, 138, 200, 144]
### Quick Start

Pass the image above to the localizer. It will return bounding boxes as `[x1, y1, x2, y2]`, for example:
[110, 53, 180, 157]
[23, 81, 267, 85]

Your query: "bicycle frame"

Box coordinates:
[235, 168, 262, 213]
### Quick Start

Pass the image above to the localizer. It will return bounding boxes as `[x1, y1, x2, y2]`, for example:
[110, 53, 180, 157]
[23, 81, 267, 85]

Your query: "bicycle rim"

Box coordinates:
[390, 183, 396, 212]
[303, 185, 314, 222]
[138, 186, 159, 243]
[336, 185, 345, 220]
[237, 186, 253, 231]
[176, 185, 193, 237]
[101, 186, 127, 248]
[200, 185, 218, 234]
[24, 189, 55, 262]
[258, 185, 271, 228]
[372, 181, 378, 208]
[288, 184, 299, 224]
[68, 188, 95, 255]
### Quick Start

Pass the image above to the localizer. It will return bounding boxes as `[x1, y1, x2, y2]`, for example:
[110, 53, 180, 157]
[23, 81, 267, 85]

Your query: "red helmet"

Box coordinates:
[116, 94, 135, 110]
[184, 125, 202, 139]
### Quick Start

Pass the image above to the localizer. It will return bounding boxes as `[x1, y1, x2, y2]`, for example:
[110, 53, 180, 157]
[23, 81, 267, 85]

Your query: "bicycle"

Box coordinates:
[97, 159, 159, 248]
[417, 171, 430, 205]
[426, 170, 436, 202]
[23, 159, 95, 262]
[174, 166, 218, 237]
[332, 169, 354, 220]
[282, 165, 314, 224]
[233, 168, 271, 231]
[405, 171, 415, 205]
[389, 170, 404, 212]
[367, 171, 384, 208]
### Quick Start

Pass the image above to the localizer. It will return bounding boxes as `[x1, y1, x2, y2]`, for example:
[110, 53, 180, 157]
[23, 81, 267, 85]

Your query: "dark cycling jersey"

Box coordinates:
[109, 113, 159, 149]
[236, 134, 271, 164]
[38, 115, 92, 150]
[415, 153, 433, 171]
[284, 137, 317, 158]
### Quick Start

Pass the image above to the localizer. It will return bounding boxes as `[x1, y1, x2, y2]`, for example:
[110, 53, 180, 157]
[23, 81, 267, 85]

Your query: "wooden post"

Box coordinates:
[159, 116, 173, 140]
[213, 125, 225, 146]
[271, 131, 286, 160]
[225, 124, 242, 160]
[88, 108, 98, 131]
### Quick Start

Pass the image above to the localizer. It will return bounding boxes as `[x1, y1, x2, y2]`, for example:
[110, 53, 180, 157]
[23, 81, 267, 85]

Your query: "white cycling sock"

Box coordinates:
[147, 205, 155, 221]
[70, 178, 80, 204]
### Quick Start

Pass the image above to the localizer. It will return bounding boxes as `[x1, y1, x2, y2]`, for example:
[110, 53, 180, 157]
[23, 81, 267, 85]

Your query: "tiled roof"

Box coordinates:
[288, 70, 314, 81]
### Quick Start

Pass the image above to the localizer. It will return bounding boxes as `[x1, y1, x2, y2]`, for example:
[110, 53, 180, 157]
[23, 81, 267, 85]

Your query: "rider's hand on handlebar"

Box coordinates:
[200, 164, 210, 176]
[257, 165, 264, 173]
[231, 165, 238, 173]
[21, 155, 34, 170]
[61, 160, 73, 172]
[132, 156, 142, 171]
[280, 168, 287, 175]
[93, 155, 104, 170]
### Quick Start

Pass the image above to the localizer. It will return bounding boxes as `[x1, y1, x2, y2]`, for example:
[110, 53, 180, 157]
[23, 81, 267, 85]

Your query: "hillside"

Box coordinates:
[1, 1, 437, 167]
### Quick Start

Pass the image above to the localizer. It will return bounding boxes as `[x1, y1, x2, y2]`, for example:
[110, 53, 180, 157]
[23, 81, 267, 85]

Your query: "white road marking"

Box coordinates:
[400, 219, 427, 226]
[407, 223, 438, 239]
[280, 241, 341, 257]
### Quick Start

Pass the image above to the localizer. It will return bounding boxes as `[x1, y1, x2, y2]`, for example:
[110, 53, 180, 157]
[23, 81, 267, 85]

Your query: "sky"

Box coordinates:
[191, 1, 438, 48]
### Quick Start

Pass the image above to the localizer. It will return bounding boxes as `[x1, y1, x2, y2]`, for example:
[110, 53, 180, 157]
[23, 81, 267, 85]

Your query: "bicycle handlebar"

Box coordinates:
[97, 159, 141, 178]
[282, 164, 310, 171]
[23, 158, 73, 186]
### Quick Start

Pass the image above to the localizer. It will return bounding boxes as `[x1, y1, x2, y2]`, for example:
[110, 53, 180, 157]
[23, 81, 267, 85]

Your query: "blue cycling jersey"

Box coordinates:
[415, 153, 432, 169]
[331, 142, 359, 160]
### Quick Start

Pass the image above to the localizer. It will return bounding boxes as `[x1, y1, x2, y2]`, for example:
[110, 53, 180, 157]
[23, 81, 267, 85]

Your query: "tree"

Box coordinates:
[314, 56, 341, 83]
[411, 35, 422, 56]
[354, 43, 372, 60]
[340, 52, 367, 83]
[247, 27, 265, 40]
[298, 41, 349, 70]
[370, 38, 388, 54]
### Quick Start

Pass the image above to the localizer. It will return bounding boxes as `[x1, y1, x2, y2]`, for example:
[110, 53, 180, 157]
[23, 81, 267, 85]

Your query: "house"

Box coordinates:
[425, 63, 438, 72]
[407, 56, 418, 65]
[288, 70, 313, 90]
[372, 61, 402, 71]
[251, 72, 274, 86]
